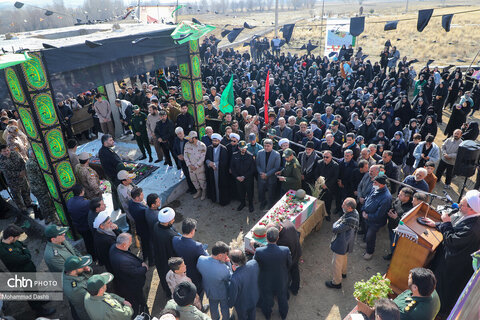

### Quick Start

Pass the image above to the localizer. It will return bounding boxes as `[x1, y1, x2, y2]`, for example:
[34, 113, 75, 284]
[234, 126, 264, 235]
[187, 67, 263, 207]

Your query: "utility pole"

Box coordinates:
[405, 0, 409, 13]
[275, 0, 279, 37]
[319, 0, 325, 54]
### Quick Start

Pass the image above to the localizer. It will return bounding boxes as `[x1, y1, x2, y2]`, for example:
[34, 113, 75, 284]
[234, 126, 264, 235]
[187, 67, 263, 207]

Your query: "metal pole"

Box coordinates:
[175, 0, 179, 24]
[275, 0, 279, 37]
[405, 0, 409, 13]
[319, 0, 325, 56]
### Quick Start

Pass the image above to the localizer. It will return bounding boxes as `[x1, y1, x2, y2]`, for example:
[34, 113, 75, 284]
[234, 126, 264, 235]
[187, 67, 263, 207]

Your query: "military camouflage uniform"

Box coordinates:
[25, 158, 58, 224]
[0, 150, 32, 210]
[44, 240, 82, 272]
[184, 140, 207, 190]
[84, 292, 133, 320]
[63, 270, 93, 320]
[75, 163, 103, 199]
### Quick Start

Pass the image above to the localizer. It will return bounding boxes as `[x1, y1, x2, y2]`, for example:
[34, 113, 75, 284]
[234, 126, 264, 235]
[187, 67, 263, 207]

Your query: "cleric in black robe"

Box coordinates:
[425, 190, 480, 316]
[205, 134, 231, 206]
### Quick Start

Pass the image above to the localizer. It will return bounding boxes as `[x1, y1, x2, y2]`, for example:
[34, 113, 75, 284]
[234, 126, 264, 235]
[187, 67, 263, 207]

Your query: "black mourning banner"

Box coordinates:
[350, 17, 365, 36]
[442, 14, 454, 32]
[227, 28, 244, 43]
[384, 20, 398, 31]
[417, 9, 434, 32]
[282, 23, 295, 44]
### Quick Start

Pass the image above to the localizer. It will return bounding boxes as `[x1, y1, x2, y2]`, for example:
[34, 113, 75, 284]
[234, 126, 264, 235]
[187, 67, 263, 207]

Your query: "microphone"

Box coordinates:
[443, 190, 454, 203]
[448, 203, 460, 216]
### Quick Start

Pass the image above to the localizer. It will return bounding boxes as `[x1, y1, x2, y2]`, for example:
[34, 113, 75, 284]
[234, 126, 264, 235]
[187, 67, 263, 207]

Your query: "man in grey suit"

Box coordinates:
[256, 139, 281, 210]
[274, 117, 293, 141]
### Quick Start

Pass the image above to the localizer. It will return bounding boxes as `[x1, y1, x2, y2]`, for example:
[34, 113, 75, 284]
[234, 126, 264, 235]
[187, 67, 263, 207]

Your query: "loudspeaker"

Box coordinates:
[453, 140, 480, 177]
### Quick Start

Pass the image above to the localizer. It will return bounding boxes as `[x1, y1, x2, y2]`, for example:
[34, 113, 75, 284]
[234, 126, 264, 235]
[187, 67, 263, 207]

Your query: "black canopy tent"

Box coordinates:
[1, 25, 189, 100]
[0, 23, 192, 230]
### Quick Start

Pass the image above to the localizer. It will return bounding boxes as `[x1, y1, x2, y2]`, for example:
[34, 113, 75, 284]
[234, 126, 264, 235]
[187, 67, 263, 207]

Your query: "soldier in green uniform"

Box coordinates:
[63, 255, 93, 320]
[43, 224, 82, 272]
[0, 224, 56, 317]
[277, 148, 302, 194]
[393, 268, 441, 320]
[84, 272, 133, 320]
[25, 149, 58, 224]
[131, 105, 153, 162]
[261, 128, 279, 150]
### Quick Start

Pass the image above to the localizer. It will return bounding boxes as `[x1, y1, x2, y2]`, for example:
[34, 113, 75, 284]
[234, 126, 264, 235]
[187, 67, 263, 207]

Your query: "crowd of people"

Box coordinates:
[0, 35, 480, 320]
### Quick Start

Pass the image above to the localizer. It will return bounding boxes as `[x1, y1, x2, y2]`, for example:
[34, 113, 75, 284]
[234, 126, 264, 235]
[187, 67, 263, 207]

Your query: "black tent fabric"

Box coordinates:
[221, 29, 232, 37]
[227, 28, 244, 43]
[243, 22, 255, 29]
[40, 27, 189, 97]
[282, 23, 295, 44]
[350, 17, 365, 36]
[192, 18, 203, 25]
[442, 14, 454, 32]
[417, 9, 434, 32]
[384, 20, 398, 31]
[305, 43, 318, 52]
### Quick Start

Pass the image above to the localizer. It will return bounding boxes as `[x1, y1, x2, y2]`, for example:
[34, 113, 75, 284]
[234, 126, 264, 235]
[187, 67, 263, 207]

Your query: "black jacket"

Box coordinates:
[154, 118, 175, 142]
[254, 244, 292, 293]
[277, 220, 302, 264]
[98, 146, 126, 183]
[93, 229, 119, 272]
[230, 151, 256, 179]
[175, 113, 195, 135]
[153, 223, 179, 295]
[315, 159, 339, 191]
[320, 141, 342, 159]
[109, 245, 147, 306]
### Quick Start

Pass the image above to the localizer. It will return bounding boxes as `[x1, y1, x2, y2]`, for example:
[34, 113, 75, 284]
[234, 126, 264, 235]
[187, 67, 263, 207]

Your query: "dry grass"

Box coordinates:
[267, 3, 480, 66]
[179, 1, 480, 66]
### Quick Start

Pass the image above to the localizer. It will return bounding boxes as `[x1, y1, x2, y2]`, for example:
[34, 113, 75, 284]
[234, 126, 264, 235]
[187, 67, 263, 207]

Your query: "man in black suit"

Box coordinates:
[320, 134, 342, 159]
[172, 218, 208, 298]
[98, 134, 127, 210]
[269, 220, 302, 296]
[128, 187, 153, 266]
[109, 233, 148, 316]
[154, 110, 175, 166]
[254, 227, 292, 320]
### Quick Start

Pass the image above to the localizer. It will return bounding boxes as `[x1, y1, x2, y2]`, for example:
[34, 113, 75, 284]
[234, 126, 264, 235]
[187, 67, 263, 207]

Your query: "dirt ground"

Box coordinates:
[1, 109, 477, 319]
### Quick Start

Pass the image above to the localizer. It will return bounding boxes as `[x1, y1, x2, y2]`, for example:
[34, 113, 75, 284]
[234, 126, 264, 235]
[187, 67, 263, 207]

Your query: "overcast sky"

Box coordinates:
[0, 0, 96, 9]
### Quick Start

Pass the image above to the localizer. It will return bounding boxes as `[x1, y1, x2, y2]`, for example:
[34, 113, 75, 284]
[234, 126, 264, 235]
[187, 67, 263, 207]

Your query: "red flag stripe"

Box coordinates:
[264, 70, 270, 124]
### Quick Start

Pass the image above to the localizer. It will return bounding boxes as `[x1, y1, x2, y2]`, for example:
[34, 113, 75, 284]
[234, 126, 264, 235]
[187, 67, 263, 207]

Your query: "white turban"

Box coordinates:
[158, 207, 175, 223]
[278, 138, 289, 147]
[211, 133, 222, 140]
[230, 133, 240, 141]
[465, 190, 480, 213]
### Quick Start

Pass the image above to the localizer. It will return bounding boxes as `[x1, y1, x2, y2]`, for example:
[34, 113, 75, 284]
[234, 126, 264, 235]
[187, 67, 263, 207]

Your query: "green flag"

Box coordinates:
[0, 52, 31, 70]
[171, 21, 216, 44]
[219, 75, 234, 114]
